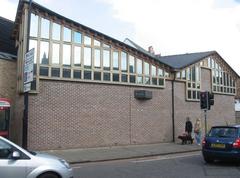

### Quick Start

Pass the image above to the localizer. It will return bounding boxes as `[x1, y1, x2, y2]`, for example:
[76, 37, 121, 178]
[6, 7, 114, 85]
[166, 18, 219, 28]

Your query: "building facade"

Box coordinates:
[0, 1, 239, 150]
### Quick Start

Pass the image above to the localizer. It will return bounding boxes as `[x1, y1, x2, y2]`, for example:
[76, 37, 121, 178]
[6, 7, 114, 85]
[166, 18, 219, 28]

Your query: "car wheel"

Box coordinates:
[203, 156, 214, 163]
[38, 172, 59, 178]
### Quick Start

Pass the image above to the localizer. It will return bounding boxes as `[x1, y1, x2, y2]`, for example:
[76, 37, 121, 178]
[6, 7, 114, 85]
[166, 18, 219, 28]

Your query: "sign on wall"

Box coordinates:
[24, 48, 34, 92]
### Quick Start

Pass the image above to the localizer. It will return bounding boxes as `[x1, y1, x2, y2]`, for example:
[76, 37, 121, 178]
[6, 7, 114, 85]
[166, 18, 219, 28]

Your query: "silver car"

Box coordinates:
[0, 136, 73, 178]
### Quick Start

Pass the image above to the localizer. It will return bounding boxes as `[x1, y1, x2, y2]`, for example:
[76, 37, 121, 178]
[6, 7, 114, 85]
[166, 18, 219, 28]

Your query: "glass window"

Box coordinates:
[181, 70, 186, 79]
[51, 68, 60, 77]
[73, 70, 81, 79]
[30, 13, 38, 37]
[192, 66, 196, 82]
[94, 49, 101, 68]
[176, 72, 180, 79]
[63, 68, 71, 78]
[74, 31, 81, 44]
[186, 68, 190, 80]
[84, 47, 92, 69]
[144, 62, 150, 75]
[74, 46, 81, 66]
[196, 66, 200, 81]
[94, 72, 101, 81]
[30, 78, 37, 91]
[144, 76, 150, 85]
[63, 44, 71, 66]
[113, 73, 119, 82]
[137, 76, 143, 84]
[137, 59, 142, 75]
[84, 36, 91, 45]
[207, 57, 211, 68]
[165, 72, 169, 77]
[40, 41, 49, 64]
[130, 75, 135, 83]
[121, 74, 128, 82]
[113, 51, 119, 71]
[63, 27, 71, 42]
[158, 68, 163, 77]
[121, 52, 127, 72]
[29, 40, 37, 63]
[103, 50, 110, 70]
[52, 43, 60, 64]
[103, 73, 110, 81]
[84, 71, 91, 80]
[152, 65, 156, 77]
[40, 66, 48, 76]
[159, 78, 164, 86]
[103, 43, 110, 48]
[94, 39, 101, 47]
[52, 23, 61, 40]
[129, 55, 135, 73]
[152, 77, 157, 85]
[41, 18, 49, 39]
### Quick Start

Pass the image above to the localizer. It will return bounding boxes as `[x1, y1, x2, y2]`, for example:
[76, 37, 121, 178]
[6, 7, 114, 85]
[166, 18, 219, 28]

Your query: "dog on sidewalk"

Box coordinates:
[178, 133, 194, 144]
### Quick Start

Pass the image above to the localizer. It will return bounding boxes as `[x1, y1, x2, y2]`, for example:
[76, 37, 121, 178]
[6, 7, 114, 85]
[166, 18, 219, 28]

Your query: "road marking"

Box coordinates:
[132, 152, 200, 163]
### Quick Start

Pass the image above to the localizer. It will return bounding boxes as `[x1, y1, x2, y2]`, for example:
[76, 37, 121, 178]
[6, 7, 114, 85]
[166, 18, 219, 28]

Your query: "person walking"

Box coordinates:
[194, 118, 202, 145]
[185, 117, 193, 137]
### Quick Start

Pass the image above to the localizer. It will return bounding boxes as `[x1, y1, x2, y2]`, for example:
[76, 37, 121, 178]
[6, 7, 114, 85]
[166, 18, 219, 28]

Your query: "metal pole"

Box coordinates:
[22, 0, 32, 149]
[204, 109, 207, 135]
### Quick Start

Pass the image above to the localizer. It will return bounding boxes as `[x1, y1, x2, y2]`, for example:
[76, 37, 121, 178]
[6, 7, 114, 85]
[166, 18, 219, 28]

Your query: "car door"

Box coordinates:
[0, 139, 27, 178]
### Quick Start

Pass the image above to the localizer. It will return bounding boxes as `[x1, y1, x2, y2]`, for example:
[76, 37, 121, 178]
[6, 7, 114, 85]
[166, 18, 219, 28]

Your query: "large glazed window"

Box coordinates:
[26, 13, 168, 93]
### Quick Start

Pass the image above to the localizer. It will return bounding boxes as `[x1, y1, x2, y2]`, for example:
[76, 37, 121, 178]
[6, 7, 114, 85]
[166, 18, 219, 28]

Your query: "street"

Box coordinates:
[72, 151, 240, 178]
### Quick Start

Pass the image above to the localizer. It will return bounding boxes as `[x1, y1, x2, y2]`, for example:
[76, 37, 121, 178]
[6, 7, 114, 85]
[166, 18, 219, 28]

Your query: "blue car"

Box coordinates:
[202, 125, 240, 163]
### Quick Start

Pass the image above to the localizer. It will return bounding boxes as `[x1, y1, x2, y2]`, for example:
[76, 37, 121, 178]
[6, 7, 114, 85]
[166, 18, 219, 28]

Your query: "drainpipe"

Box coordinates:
[172, 73, 176, 142]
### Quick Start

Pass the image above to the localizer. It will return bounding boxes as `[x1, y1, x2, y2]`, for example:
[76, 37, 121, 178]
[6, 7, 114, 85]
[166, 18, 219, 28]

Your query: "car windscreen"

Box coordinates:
[208, 127, 238, 138]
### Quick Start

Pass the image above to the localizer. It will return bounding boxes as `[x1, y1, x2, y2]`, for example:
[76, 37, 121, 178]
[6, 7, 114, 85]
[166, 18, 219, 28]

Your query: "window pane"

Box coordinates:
[63, 27, 71, 42]
[29, 39, 37, 63]
[137, 59, 142, 74]
[113, 51, 119, 70]
[130, 75, 135, 83]
[84, 71, 91, 80]
[74, 46, 81, 66]
[74, 31, 82, 44]
[186, 68, 190, 80]
[103, 73, 110, 81]
[137, 76, 143, 84]
[176, 72, 180, 79]
[84, 36, 91, 45]
[40, 41, 49, 64]
[63, 44, 71, 66]
[187, 90, 192, 99]
[159, 78, 164, 86]
[121, 52, 127, 72]
[181, 70, 186, 79]
[103, 43, 110, 48]
[30, 13, 38, 37]
[152, 78, 157, 85]
[51, 68, 60, 77]
[152, 65, 156, 77]
[121, 74, 128, 82]
[84, 47, 92, 68]
[103, 50, 110, 70]
[158, 68, 163, 77]
[41, 18, 49, 39]
[63, 68, 71, 78]
[192, 66, 196, 82]
[94, 72, 101, 81]
[94, 49, 101, 68]
[52, 43, 60, 64]
[73, 70, 81, 79]
[30, 78, 36, 91]
[113, 73, 119, 82]
[94, 39, 100, 46]
[40, 66, 48, 76]
[144, 76, 150, 84]
[52, 23, 61, 40]
[129, 55, 135, 73]
[144, 62, 150, 75]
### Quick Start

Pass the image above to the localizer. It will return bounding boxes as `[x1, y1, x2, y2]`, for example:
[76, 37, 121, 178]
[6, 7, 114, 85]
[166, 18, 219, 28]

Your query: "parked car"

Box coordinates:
[0, 136, 73, 178]
[202, 125, 240, 163]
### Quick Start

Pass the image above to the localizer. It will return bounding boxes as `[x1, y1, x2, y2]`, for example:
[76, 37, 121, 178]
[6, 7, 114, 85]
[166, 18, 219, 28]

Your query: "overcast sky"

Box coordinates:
[1, 0, 240, 75]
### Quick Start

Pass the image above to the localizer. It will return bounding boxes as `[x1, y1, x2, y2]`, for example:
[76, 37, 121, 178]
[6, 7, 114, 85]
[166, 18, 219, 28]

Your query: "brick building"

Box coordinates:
[0, 1, 239, 150]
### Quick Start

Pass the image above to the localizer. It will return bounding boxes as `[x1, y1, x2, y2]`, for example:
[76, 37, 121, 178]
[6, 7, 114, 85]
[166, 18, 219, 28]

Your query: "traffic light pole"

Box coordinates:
[204, 109, 207, 135]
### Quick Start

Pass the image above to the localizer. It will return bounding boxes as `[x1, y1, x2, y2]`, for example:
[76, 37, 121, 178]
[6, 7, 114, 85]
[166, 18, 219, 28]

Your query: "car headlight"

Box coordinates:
[59, 159, 71, 169]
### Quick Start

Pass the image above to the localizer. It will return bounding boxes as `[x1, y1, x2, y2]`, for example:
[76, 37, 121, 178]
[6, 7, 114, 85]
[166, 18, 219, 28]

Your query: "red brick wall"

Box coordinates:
[28, 80, 173, 150]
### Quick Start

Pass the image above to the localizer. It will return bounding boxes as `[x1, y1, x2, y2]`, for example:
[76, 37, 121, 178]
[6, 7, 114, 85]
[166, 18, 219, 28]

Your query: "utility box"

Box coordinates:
[134, 90, 152, 100]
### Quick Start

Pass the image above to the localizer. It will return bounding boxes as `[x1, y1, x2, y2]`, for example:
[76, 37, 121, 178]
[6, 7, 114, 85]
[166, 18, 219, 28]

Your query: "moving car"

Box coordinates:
[202, 125, 240, 163]
[0, 136, 73, 178]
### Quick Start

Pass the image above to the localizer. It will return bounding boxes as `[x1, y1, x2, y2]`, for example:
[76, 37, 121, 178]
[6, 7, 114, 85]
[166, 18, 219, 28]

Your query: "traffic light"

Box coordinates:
[208, 92, 214, 110]
[200, 91, 208, 110]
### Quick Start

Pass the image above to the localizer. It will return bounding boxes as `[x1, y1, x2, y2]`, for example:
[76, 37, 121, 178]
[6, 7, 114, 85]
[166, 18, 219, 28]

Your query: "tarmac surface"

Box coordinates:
[43, 142, 201, 164]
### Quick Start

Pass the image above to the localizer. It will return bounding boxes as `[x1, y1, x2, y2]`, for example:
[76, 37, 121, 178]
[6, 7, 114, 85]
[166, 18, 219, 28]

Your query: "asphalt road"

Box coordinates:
[72, 151, 240, 178]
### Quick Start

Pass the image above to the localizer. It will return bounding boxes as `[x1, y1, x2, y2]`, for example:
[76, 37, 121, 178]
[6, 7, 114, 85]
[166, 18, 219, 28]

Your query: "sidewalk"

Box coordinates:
[43, 143, 201, 164]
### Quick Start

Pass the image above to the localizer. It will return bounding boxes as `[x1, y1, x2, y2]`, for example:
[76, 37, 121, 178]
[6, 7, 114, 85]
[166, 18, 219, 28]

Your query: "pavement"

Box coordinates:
[43, 142, 201, 164]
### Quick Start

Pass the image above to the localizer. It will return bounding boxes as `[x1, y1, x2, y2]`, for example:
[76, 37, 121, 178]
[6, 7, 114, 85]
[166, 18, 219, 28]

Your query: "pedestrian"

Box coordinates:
[194, 118, 202, 145]
[185, 117, 193, 137]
